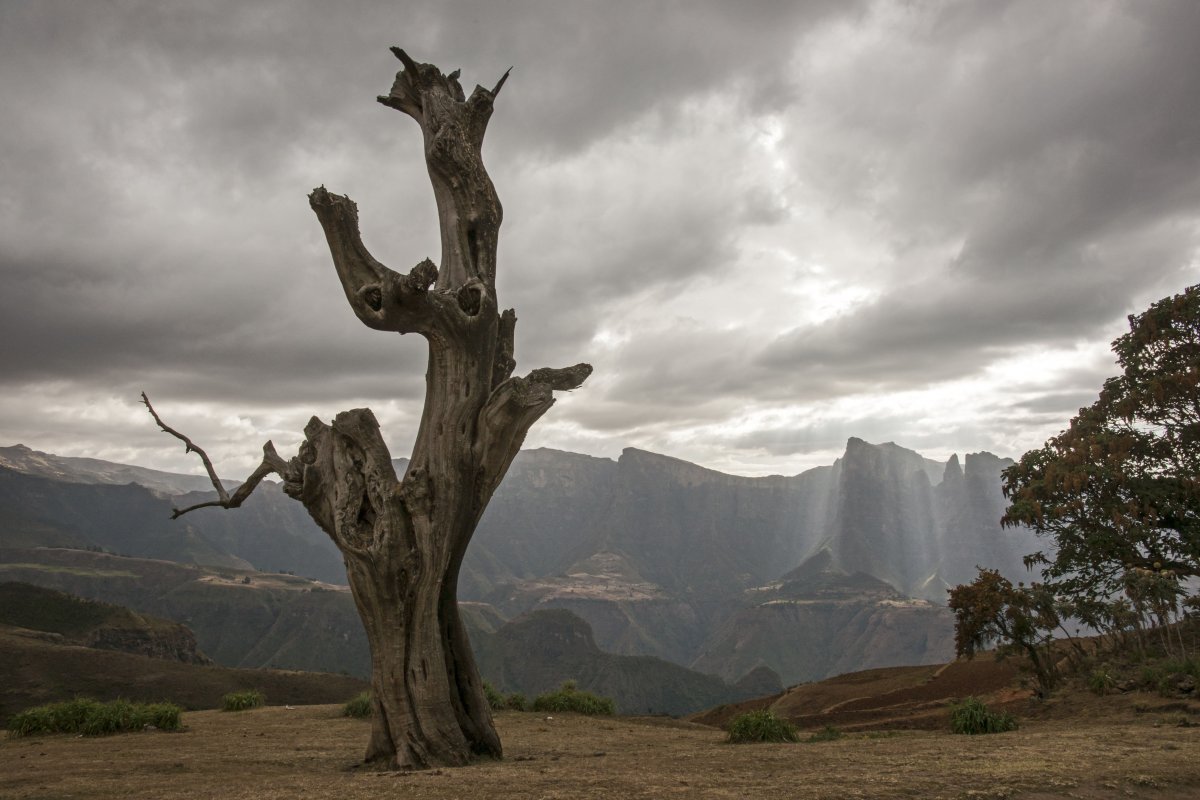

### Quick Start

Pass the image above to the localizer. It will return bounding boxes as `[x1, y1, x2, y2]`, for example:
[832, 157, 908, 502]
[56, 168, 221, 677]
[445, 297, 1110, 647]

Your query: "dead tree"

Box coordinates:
[144, 49, 590, 770]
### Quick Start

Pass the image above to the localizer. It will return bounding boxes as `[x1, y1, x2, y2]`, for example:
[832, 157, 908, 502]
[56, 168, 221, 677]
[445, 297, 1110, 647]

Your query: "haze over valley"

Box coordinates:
[1, 436, 1038, 709]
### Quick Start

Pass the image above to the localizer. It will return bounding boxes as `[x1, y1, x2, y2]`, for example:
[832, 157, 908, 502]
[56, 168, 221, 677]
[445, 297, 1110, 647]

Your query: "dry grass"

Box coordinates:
[2, 703, 1199, 799]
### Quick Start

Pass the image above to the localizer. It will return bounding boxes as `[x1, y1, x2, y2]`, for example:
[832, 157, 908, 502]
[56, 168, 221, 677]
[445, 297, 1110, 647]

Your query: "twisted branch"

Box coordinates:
[142, 392, 292, 519]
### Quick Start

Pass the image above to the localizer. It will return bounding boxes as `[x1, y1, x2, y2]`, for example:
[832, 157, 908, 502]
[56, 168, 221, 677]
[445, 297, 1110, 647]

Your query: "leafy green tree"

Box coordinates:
[1001, 285, 1200, 602]
[948, 568, 1061, 694]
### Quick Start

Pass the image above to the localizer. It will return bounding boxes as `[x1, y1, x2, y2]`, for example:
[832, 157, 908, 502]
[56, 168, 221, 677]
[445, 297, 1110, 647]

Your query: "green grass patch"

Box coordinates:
[531, 681, 614, 716]
[484, 682, 528, 712]
[342, 691, 372, 719]
[1088, 667, 1117, 696]
[8, 698, 181, 738]
[726, 709, 800, 744]
[221, 689, 265, 712]
[950, 697, 1018, 735]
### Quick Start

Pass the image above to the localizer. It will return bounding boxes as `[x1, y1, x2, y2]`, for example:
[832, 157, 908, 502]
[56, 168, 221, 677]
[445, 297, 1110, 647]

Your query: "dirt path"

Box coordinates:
[2, 705, 1199, 799]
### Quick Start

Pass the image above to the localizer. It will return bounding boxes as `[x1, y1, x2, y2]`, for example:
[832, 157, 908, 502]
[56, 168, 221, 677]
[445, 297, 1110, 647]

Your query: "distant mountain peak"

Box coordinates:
[0, 443, 228, 496]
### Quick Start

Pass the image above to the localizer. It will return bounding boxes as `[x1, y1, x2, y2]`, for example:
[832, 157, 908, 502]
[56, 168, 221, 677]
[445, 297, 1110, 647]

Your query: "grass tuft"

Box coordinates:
[342, 691, 372, 719]
[8, 698, 181, 738]
[498, 691, 527, 711]
[221, 689, 265, 712]
[531, 681, 615, 716]
[950, 697, 1018, 735]
[1088, 667, 1117, 696]
[726, 709, 799, 744]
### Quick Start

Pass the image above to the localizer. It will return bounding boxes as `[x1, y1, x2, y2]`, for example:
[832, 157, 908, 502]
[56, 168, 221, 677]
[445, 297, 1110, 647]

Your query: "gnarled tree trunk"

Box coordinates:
[145, 49, 589, 770]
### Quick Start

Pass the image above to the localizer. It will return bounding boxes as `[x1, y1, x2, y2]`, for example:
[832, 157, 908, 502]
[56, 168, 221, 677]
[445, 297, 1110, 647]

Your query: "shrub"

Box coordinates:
[143, 702, 182, 730]
[532, 681, 615, 716]
[500, 692, 527, 711]
[950, 697, 1018, 735]
[484, 681, 504, 710]
[8, 705, 57, 738]
[7, 698, 182, 738]
[726, 710, 799, 744]
[484, 682, 529, 712]
[1143, 658, 1200, 696]
[1088, 667, 1117, 696]
[343, 691, 373, 719]
[221, 690, 265, 712]
[49, 697, 104, 732]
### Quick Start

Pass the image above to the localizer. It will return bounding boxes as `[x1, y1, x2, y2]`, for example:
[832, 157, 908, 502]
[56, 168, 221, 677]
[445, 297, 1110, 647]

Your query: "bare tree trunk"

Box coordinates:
[146, 49, 589, 770]
[300, 51, 589, 769]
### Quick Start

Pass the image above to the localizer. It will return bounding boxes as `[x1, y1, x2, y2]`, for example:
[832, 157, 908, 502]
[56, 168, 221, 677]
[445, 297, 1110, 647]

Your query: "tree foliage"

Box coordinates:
[947, 568, 1061, 693]
[1000, 284, 1200, 602]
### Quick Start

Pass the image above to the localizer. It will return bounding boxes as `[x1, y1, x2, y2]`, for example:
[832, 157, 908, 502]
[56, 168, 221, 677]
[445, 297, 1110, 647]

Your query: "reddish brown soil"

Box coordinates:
[693, 658, 1024, 732]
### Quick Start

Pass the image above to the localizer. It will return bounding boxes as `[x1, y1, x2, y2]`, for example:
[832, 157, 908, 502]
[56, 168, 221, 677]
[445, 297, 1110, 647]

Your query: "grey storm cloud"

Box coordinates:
[1, 0, 1199, 476]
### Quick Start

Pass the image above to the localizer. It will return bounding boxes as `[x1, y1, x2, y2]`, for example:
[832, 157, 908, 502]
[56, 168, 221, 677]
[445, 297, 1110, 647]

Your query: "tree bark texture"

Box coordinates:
[299, 50, 590, 769]
[153, 50, 589, 770]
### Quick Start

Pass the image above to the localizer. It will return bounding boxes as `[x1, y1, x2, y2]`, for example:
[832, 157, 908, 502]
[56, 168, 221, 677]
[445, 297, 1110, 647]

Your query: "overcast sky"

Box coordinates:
[2, 0, 1199, 478]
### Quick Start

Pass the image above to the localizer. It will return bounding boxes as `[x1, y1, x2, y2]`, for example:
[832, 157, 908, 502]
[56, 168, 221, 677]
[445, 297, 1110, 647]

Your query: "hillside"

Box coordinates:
[0, 582, 210, 664]
[473, 608, 776, 715]
[0, 444, 227, 495]
[0, 548, 370, 677]
[0, 438, 1042, 685]
[0, 552, 754, 716]
[0, 625, 366, 726]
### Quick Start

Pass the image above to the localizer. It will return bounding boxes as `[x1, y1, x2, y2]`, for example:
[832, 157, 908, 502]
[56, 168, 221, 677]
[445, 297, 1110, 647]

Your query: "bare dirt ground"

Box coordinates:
[2, 703, 1198, 800]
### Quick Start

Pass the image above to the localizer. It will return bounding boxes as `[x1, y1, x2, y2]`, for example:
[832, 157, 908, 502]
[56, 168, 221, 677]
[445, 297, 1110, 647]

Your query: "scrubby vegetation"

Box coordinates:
[531, 681, 614, 715]
[1080, 647, 1200, 698]
[1088, 666, 1117, 696]
[342, 691, 372, 718]
[8, 698, 181, 737]
[950, 697, 1018, 735]
[951, 285, 1200, 700]
[221, 689, 265, 712]
[483, 681, 527, 711]
[726, 709, 799, 744]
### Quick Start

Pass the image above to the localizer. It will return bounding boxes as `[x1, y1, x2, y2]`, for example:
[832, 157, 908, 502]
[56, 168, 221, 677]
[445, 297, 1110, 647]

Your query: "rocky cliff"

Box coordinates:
[0, 438, 1042, 687]
[0, 581, 212, 665]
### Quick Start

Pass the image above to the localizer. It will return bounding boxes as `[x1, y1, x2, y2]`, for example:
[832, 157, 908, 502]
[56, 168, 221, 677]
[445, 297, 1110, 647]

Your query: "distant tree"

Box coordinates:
[1000, 285, 1200, 604]
[144, 50, 590, 769]
[948, 568, 1061, 694]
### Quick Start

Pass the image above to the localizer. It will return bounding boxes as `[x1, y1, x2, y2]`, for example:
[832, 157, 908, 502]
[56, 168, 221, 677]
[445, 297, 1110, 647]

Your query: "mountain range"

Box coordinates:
[0, 438, 1042, 691]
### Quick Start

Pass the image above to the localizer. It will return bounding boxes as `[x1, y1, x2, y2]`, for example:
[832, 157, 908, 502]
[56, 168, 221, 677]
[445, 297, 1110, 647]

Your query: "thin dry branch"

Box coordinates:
[141, 392, 290, 519]
[491, 67, 512, 97]
[141, 392, 229, 505]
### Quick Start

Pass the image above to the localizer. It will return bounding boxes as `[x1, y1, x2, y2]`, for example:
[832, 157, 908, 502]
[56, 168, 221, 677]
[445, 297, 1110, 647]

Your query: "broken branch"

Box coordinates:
[142, 391, 229, 505]
[142, 393, 292, 519]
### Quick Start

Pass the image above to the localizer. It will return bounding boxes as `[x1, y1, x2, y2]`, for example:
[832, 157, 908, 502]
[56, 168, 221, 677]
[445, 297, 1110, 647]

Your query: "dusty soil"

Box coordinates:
[2, 703, 1199, 800]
